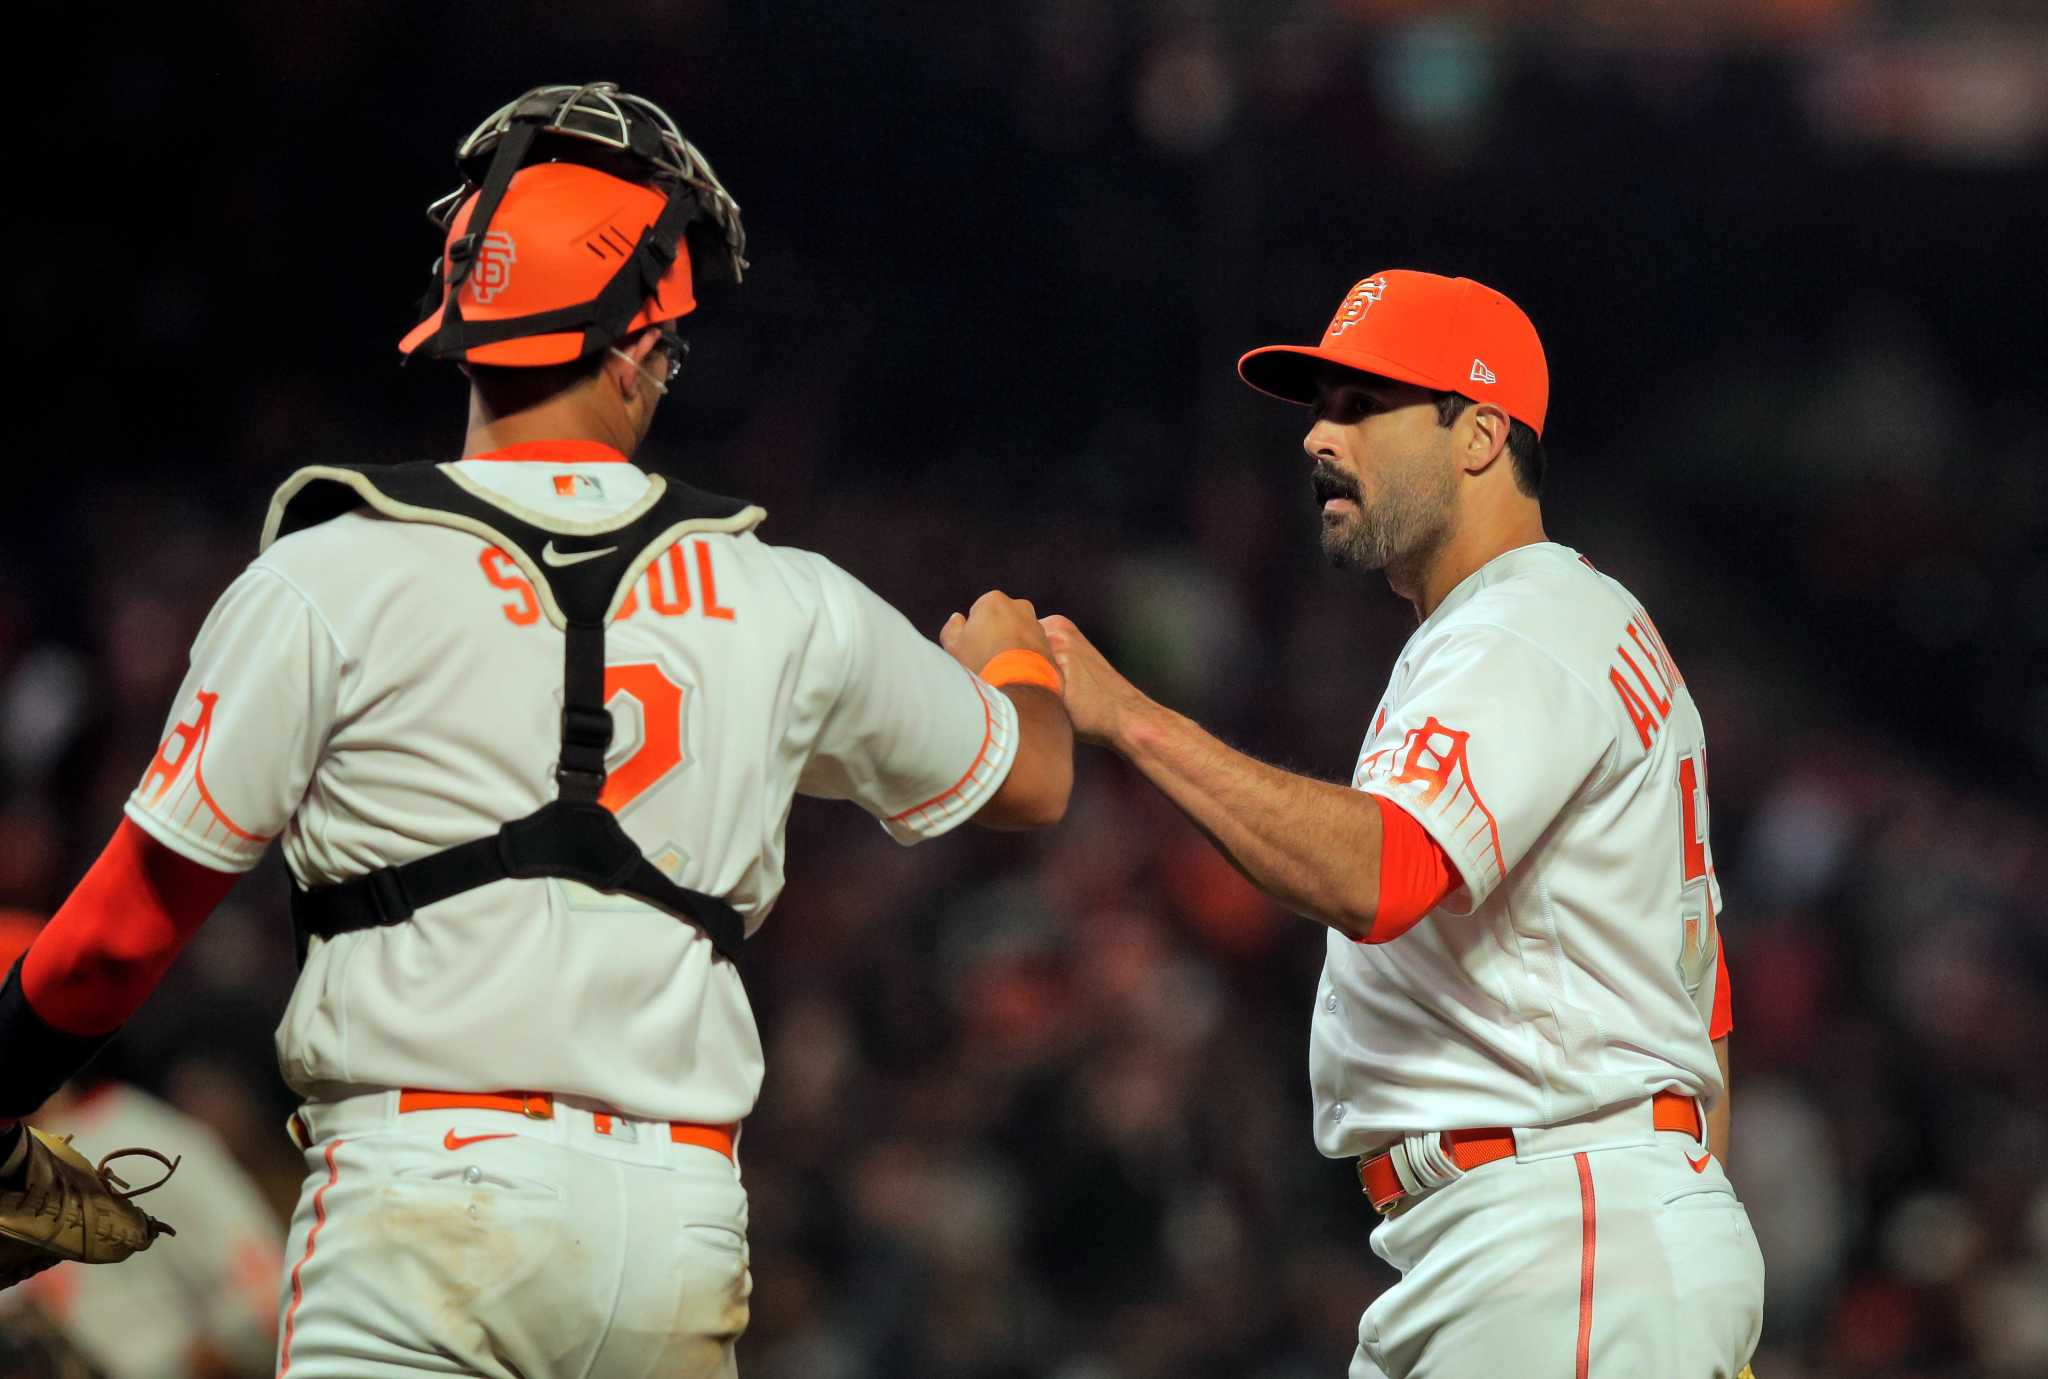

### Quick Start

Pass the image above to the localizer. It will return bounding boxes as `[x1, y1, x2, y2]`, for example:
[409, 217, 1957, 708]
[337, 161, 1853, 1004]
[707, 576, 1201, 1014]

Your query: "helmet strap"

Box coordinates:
[570, 185, 700, 355]
[427, 116, 543, 355]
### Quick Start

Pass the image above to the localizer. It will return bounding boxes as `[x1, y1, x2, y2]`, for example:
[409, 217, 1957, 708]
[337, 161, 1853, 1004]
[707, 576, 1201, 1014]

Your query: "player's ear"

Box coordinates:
[623, 328, 662, 367]
[1460, 402, 1512, 475]
[600, 331, 652, 401]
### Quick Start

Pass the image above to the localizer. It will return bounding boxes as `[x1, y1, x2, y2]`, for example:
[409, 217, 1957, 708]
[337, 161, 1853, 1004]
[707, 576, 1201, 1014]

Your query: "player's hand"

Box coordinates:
[1038, 614, 1146, 749]
[939, 590, 1054, 674]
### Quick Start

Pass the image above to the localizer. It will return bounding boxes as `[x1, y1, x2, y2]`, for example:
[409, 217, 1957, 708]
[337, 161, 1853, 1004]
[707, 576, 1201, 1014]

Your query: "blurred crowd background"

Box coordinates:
[4, 1, 2046, 1377]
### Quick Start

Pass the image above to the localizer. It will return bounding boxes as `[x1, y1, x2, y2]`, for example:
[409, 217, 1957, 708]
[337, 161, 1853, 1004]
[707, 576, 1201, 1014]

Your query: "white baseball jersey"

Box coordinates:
[124, 448, 1018, 1125]
[1312, 541, 1726, 1155]
[22, 1083, 282, 1379]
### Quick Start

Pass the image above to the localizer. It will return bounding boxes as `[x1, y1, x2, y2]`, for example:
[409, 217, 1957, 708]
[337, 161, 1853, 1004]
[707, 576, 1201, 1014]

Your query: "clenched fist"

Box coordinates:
[940, 590, 1054, 676]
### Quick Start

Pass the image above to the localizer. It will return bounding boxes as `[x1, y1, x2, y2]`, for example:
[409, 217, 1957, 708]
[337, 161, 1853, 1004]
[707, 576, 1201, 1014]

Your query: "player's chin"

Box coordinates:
[1320, 512, 1371, 570]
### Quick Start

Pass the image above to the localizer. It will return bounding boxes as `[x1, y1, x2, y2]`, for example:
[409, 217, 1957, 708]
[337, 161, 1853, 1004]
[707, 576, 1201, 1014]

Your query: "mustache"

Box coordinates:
[1311, 461, 1362, 506]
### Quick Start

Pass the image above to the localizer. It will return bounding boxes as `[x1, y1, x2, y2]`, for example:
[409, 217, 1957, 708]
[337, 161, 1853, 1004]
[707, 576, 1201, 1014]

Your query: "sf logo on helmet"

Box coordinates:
[465, 231, 519, 305]
[1328, 276, 1388, 337]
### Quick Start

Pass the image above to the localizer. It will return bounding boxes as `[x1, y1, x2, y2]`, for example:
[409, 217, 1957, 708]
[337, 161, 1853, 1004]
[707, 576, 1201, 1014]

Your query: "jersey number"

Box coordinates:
[1676, 750, 1717, 1014]
[600, 662, 689, 813]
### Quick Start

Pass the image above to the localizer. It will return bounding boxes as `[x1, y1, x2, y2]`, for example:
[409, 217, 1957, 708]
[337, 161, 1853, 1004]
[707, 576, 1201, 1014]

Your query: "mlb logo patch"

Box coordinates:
[552, 473, 606, 499]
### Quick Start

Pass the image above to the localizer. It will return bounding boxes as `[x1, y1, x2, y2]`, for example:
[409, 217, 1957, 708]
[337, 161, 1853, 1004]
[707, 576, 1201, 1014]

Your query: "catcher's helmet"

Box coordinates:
[400, 82, 747, 368]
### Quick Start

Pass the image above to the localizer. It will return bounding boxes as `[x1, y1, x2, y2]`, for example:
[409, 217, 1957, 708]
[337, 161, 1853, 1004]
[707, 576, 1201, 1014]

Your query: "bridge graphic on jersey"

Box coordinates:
[140, 690, 266, 845]
[1355, 715, 1505, 890]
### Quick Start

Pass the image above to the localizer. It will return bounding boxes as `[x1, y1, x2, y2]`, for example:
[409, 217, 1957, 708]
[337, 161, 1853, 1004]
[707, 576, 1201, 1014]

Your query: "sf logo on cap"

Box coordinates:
[466, 231, 519, 305]
[1328, 276, 1389, 337]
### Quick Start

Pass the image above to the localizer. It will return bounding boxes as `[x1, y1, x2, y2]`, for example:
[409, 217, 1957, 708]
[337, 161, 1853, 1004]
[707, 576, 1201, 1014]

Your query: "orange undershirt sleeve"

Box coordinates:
[22, 819, 239, 1035]
[1364, 795, 1462, 944]
[1708, 942, 1734, 1040]
[1, 820, 236, 1116]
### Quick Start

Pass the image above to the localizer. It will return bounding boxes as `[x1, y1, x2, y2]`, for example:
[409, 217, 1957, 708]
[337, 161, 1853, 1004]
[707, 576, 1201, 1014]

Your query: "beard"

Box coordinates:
[1313, 454, 1454, 575]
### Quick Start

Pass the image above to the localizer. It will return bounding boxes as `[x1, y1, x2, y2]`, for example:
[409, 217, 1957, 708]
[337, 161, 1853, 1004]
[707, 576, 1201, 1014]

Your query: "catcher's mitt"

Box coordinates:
[0, 1128, 177, 1289]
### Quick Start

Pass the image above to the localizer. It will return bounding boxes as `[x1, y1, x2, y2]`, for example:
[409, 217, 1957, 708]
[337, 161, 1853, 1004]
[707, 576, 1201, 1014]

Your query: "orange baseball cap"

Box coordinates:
[399, 162, 697, 368]
[1237, 270, 1549, 436]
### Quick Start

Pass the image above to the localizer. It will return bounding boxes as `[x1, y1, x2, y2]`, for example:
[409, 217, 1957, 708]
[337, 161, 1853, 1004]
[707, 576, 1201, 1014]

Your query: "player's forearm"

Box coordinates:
[25, 822, 232, 1032]
[0, 822, 234, 1116]
[976, 685, 1074, 829]
[1115, 700, 1381, 937]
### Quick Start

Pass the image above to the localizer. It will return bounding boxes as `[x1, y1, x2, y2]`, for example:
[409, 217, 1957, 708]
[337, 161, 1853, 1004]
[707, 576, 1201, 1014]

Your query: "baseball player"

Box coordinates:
[0, 913, 283, 1379]
[0, 82, 1074, 1379]
[1042, 270, 1764, 1377]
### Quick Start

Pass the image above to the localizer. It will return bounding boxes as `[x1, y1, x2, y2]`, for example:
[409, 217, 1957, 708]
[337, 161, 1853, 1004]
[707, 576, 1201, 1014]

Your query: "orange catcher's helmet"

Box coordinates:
[400, 82, 747, 369]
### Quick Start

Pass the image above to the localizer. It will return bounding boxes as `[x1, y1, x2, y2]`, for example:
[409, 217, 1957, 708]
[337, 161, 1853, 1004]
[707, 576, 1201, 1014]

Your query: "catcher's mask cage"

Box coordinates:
[402, 82, 747, 367]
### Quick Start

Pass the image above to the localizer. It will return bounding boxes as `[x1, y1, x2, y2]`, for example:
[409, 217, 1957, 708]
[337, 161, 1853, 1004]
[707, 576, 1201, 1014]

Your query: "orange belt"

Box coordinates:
[397, 1090, 738, 1161]
[1357, 1090, 1702, 1215]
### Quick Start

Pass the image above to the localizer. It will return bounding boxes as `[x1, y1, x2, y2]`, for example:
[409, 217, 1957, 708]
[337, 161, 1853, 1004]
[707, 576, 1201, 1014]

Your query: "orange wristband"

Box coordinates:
[979, 649, 1063, 694]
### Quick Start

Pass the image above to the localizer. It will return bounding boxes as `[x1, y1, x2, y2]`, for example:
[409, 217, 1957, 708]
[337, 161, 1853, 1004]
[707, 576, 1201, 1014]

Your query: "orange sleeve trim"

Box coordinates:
[979, 649, 1062, 694]
[1708, 941, 1733, 1040]
[887, 675, 998, 824]
[1362, 795, 1461, 944]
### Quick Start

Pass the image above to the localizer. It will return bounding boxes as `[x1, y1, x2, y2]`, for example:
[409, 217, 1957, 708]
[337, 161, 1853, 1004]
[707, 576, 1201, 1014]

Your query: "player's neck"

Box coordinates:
[462, 388, 640, 461]
[1405, 508, 1549, 622]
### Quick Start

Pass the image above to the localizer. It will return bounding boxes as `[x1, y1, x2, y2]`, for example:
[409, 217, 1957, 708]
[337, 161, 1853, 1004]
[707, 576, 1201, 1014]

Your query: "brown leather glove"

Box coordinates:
[0, 1128, 176, 1289]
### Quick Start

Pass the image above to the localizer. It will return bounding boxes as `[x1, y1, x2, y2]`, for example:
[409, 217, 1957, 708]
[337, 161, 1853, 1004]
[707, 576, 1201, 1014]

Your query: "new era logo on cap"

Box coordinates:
[1469, 358, 1496, 385]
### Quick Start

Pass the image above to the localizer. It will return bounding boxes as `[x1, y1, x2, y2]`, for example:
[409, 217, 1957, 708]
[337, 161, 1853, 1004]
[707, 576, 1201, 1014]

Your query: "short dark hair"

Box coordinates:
[1433, 392, 1544, 497]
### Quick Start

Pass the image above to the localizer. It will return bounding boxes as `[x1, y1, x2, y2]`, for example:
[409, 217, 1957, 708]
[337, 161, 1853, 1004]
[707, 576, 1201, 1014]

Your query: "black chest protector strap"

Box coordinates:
[263, 460, 766, 966]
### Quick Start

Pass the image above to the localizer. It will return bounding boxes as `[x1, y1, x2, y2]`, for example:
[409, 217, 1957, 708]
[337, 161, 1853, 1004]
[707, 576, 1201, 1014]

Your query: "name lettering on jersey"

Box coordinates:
[1606, 612, 1685, 750]
[479, 548, 541, 625]
[479, 540, 737, 628]
[139, 690, 265, 843]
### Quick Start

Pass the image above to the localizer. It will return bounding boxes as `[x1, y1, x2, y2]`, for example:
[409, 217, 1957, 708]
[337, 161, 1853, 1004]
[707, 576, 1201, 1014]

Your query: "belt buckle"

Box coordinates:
[1358, 1147, 1406, 1216]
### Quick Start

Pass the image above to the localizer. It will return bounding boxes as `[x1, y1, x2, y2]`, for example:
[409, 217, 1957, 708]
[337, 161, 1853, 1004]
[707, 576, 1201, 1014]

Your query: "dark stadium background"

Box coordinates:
[4, 3, 2045, 1376]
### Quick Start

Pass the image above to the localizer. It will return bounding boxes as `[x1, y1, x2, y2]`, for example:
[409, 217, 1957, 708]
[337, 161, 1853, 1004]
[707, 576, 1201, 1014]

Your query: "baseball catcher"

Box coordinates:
[0, 80, 1071, 1377]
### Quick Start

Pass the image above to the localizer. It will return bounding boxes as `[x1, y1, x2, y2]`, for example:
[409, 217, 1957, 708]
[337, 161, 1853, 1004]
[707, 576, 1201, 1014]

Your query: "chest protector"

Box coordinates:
[261, 460, 767, 967]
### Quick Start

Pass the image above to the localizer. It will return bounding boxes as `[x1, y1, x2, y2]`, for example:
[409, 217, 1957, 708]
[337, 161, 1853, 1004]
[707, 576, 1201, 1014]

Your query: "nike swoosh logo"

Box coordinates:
[444, 1129, 517, 1152]
[541, 540, 618, 567]
[1687, 1151, 1713, 1173]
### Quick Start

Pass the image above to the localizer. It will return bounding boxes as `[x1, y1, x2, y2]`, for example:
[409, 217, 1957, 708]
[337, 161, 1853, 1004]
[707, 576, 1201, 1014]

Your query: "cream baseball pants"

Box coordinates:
[1349, 1096, 1764, 1379]
[274, 1091, 750, 1378]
